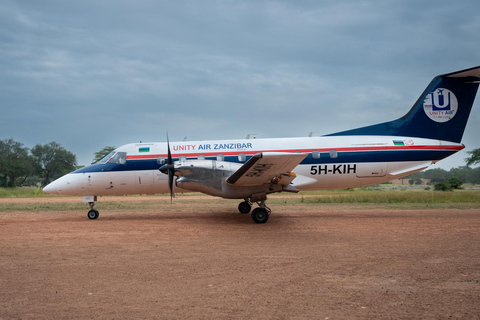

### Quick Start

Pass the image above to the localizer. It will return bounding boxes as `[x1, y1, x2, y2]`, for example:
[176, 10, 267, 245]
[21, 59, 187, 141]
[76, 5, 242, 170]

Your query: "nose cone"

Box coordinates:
[42, 174, 80, 196]
[42, 181, 58, 195]
[159, 163, 174, 175]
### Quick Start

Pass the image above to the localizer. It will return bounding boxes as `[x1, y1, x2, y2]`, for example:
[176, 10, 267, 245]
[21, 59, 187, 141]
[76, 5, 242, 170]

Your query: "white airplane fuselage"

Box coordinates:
[44, 135, 462, 197]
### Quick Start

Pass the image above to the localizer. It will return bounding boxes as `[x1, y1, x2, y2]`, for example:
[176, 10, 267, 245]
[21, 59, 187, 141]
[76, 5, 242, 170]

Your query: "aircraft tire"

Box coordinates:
[251, 207, 269, 224]
[88, 209, 99, 220]
[238, 201, 251, 214]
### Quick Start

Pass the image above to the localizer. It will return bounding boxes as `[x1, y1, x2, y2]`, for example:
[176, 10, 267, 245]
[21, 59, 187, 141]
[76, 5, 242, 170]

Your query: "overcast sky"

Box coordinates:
[1, 0, 479, 169]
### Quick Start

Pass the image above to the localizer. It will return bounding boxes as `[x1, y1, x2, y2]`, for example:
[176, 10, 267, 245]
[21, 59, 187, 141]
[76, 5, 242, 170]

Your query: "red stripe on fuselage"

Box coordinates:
[125, 144, 464, 160]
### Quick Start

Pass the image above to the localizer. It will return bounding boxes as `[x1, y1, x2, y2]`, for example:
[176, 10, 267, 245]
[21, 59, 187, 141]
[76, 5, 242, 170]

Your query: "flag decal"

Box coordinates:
[393, 140, 405, 146]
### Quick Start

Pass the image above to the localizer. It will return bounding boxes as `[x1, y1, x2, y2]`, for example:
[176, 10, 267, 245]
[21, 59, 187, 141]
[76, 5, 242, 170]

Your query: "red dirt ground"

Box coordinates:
[1, 196, 479, 319]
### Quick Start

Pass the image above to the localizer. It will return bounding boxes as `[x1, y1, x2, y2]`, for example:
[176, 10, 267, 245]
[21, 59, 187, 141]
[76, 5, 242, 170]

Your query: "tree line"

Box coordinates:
[0, 138, 78, 187]
[406, 166, 480, 185]
[405, 149, 480, 186]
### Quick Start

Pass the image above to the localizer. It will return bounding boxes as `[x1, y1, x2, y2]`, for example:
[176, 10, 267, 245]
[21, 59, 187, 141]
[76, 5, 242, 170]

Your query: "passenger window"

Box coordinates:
[329, 150, 338, 158]
[198, 155, 205, 160]
[238, 153, 246, 162]
[179, 155, 187, 161]
[217, 154, 224, 161]
[157, 156, 165, 165]
[312, 151, 320, 159]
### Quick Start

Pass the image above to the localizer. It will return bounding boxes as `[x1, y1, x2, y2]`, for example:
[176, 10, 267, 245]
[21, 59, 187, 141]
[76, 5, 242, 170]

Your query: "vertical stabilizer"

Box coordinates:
[327, 66, 480, 143]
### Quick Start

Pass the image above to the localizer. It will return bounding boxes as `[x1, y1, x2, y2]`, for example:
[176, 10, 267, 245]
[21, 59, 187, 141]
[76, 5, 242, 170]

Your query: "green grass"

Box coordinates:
[0, 187, 51, 198]
[0, 202, 87, 211]
[301, 190, 480, 204]
[0, 188, 479, 212]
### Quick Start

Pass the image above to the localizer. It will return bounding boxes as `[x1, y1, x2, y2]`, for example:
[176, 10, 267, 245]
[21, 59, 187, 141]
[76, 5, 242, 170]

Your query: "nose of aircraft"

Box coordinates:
[42, 181, 57, 194]
[43, 178, 65, 195]
[42, 174, 79, 195]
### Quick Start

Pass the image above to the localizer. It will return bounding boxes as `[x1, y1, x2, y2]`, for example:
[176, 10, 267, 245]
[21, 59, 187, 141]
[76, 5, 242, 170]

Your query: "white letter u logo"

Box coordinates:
[433, 90, 451, 110]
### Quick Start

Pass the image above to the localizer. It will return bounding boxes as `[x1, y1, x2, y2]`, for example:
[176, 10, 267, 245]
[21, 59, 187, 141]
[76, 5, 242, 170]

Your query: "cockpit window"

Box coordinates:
[97, 151, 127, 165]
[109, 152, 127, 164]
[98, 151, 116, 164]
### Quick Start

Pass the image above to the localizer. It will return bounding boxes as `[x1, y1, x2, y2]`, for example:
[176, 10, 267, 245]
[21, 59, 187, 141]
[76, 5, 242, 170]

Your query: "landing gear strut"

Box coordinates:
[87, 202, 99, 220]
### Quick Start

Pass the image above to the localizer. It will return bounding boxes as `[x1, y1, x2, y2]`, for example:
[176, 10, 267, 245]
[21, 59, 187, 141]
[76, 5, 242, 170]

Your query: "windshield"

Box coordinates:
[96, 151, 127, 165]
[98, 151, 116, 164]
[110, 152, 126, 164]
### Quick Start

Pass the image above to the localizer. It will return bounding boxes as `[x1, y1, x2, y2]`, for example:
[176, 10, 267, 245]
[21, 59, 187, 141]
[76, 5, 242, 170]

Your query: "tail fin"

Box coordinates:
[327, 66, 480, 143]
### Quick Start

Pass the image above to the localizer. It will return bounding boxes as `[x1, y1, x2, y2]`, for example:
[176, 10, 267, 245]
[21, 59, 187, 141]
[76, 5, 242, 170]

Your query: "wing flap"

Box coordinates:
[227, 152, 307, 186]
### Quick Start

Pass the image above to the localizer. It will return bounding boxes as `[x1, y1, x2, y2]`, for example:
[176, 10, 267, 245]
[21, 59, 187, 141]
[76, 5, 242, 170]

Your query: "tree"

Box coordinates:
[447, 177, 464, 189]
[423, 168, 450, 184]
[31, 142, 77, 186]
[92, 146, 116, 164]
[409, 178, 422, 185]
[434, 182, 452, 191]
[449, 166, 471, 183]
[406, 165, 480, 185]
[467, 167, 480, 184]
[0, 138, 33, 187]
[465, 148, 480, 167]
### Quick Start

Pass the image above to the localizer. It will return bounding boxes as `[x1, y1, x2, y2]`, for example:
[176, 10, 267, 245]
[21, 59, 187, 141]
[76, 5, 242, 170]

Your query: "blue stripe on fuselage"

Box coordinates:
[72, 149, 456, 174]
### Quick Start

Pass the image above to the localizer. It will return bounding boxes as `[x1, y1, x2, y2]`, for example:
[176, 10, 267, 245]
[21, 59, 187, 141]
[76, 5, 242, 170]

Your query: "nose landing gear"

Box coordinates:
[88, 207, 99, 219]
[86, 198, 99, 220]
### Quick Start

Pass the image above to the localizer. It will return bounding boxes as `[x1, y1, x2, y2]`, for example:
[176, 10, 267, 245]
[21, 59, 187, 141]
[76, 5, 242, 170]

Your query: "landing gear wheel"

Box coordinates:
[87, 209, 99, 220]
[251, 207, 269, 224]
[238, 201, 251, 214]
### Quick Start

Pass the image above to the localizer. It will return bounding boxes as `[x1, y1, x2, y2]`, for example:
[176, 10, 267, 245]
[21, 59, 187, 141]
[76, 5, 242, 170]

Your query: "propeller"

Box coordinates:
[159, 132, 175, 203]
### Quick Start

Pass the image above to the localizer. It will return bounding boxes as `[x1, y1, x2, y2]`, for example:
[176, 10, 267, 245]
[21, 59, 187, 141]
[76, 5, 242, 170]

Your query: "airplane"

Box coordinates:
[43, 66, 480, 223]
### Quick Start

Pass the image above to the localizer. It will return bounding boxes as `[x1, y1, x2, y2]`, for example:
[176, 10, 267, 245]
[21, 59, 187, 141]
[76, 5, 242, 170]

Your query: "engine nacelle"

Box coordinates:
[174, 160, 241, 197]
[172, 159, 299, 200]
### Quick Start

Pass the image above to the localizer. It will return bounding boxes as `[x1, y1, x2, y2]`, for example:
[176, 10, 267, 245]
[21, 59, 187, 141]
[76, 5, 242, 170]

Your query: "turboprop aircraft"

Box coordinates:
[43, 66, 480, 223]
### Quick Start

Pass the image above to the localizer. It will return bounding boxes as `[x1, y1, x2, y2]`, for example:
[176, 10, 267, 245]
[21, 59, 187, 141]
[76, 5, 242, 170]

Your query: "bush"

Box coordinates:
[434, 182, 452, 191]
[447, 177, 464, 189]
[409, 178, 423, 185]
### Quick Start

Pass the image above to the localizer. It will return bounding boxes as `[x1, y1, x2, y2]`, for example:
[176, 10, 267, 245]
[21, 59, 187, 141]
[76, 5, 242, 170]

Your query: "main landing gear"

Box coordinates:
[238, 200, 271, 224]
[87, 201, 99, 220]
[238, 201, 252, 214]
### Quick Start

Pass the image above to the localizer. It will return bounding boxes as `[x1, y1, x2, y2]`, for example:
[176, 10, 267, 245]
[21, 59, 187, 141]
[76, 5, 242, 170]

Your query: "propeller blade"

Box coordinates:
[165, 132, 174, 203]
[168, 168, 174, 203]
[167, 132, 173, 165]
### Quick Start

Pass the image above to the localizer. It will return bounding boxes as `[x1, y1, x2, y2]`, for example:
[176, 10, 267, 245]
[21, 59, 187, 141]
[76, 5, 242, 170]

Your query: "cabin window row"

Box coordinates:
[157, 153, 243, 164]
[312, 150, 337, 159]
[156, 150, 337, 165]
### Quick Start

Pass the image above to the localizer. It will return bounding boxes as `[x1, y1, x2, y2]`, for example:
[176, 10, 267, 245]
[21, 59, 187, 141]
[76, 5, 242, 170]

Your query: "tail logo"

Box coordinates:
[423, 88, 458, 123]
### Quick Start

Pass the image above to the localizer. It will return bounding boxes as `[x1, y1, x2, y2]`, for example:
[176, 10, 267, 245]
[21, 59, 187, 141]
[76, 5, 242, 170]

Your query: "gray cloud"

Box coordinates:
[1, 0, 479, 168]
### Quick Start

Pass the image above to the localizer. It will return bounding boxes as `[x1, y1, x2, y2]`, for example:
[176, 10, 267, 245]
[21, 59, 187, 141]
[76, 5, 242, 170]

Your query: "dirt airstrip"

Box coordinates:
[1, 195, 479, 319]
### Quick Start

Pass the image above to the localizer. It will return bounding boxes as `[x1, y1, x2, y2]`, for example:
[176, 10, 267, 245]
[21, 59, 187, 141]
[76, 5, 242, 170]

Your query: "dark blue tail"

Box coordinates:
[327, 66, 480, 143]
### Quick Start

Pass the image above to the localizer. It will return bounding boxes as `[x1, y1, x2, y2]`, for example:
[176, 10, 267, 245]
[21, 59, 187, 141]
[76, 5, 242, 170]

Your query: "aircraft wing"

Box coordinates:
[226, 152, 307, 186]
